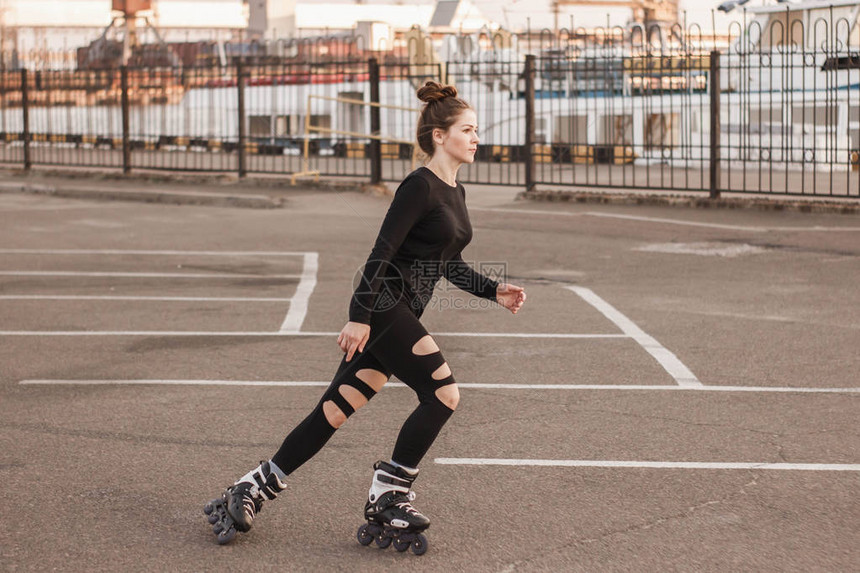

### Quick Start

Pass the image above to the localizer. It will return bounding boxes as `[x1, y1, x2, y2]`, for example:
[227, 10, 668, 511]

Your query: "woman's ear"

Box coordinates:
[432, 127, 445, 146]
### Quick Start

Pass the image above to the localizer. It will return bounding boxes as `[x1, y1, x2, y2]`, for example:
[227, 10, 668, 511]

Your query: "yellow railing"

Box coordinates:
[290, 94, 423, 184]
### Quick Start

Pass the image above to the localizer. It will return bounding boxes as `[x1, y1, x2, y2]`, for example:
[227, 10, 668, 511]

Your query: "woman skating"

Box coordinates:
[204, 80, 527, 552]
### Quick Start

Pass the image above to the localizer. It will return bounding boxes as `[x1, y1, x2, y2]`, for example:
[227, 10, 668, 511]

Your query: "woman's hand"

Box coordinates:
[496, 283, 526, 314]
[338, 321, 371, 362]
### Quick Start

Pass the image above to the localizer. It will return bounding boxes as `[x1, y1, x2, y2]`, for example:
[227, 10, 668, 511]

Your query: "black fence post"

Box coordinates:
[524, 54, 536, 192]
[709, 50, 721, 199]
[120, 66, 131, 174]
[21, 68, 30, 171]
[237, 60, 247, 178]
[369, 57, 382, 185]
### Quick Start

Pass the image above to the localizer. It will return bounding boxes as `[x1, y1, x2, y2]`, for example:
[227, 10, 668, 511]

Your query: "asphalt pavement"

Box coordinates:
[0, 175, 858, 572]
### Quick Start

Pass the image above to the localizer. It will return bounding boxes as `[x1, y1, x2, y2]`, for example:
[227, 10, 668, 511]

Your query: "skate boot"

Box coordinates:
[203, 460, 286, 544]
[356, 460, 430, 555]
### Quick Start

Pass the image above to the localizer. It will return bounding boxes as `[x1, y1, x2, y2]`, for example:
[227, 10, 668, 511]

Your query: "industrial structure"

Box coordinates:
[0, 0, 856, 199]
[551, 0, 680, 31]
[0, 0, 690, 55]
[0, 0, 248, 57]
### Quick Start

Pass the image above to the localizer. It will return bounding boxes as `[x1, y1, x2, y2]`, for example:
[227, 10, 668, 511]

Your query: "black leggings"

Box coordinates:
[271, 298, 456, 474]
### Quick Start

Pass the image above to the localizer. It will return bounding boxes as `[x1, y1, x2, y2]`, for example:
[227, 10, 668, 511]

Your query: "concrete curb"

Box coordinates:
[3, 166, 857, 214]
[0, 181, 283, 209]
[0, 167, 368, 192]
[518, 189, 860, 215]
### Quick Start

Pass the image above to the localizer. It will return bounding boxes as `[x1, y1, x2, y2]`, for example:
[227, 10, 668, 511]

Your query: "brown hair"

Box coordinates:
[416, 81, 471, 157]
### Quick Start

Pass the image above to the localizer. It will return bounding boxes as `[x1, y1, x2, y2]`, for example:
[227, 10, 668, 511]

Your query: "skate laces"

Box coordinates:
[243, 497, 256, 518]
[393, 491, 421, 515]
[395, 500, 422, 516]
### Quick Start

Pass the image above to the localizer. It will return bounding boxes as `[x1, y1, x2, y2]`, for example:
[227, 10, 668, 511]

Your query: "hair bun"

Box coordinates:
[417, 81, 458, 103]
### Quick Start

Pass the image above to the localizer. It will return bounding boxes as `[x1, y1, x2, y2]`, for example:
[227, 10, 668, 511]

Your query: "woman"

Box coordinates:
[205, 81, 527, 552]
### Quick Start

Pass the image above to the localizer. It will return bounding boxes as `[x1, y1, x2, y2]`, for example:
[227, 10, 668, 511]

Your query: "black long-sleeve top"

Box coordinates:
[349, 166, 500, 324]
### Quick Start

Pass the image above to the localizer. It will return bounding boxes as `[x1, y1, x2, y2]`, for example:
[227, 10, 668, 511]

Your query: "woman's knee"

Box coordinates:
[435, 383, 460, 411]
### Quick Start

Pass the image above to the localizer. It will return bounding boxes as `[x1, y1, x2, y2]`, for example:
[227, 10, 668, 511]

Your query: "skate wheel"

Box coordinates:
[392, 537, 411, 552]
[216, 527, 236, 545]
[411, 533, 428, 556]
[356, 524, 374, 546]
[203, 502, 214, 515]
[212, 523, 224, 535]
[207, 513, 219, 525]
[375, 535, 392, 549]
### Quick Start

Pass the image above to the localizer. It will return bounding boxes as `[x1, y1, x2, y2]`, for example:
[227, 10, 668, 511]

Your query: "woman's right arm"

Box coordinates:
[340, 176, 430, 360]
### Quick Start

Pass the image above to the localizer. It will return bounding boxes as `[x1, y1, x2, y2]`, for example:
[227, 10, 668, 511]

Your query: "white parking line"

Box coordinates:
[0, 271, 300, 279]
[433, 458, 860, 471]
[280, 252, 318, 333]
[0, 330, 627, 338]
[19, 379, 334, 387]
[403, 332, 625, 339]
[583, 212, 860, 232]
[17, 380, 860, 393]
[567, 286, 702, 387]
[470, 207, 860, 232]
[583, 212, 772, 232]
[0, 249, 312, 256]
[0, 247, 311, 330]
[0, 296, 293, 302]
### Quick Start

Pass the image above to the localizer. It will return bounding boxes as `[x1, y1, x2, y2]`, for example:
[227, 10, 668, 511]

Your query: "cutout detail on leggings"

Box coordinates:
[338, 385, 368, 411]
[435, 384, 460, 410]
[355, 368, 388, 392]
[412, 335, 440, 356]
[322, 400, 347, 429]
[432, 362, 452, 380]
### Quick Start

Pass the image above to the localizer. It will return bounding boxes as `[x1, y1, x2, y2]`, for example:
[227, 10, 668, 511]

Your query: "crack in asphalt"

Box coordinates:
[0, 421, 273, 449]
[499, 475, 760, 571]
[719, 238, 860, 259]
[562, 406, 855, 441]
[450, 403, 857, 462]
[773, 440, 789, 463]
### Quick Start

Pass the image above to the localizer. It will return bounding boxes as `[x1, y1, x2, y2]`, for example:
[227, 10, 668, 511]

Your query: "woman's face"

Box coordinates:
[433, 109, 479, 164]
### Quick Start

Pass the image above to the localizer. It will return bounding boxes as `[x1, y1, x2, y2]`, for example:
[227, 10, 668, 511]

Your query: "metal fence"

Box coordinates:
[0, 15, 858, 198]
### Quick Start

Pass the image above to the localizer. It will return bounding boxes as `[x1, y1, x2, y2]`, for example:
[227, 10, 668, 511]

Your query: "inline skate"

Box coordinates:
[356, 460, 430, 555]
[204, 460, 286, 544]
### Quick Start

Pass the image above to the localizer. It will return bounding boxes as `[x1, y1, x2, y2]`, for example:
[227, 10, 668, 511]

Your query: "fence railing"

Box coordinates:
[0, 21, 858, 198]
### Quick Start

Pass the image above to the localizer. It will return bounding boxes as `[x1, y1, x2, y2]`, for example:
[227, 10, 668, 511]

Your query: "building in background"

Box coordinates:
[0, 0, 249, 54]
[247, 1, 494, 40]
[0, 0, 497, 57]
[0, 0, 787, 67]
[248, 0, 297, 39]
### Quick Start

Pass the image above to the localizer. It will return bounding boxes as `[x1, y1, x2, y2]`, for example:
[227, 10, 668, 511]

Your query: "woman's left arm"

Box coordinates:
[443, 253, 526, 314]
